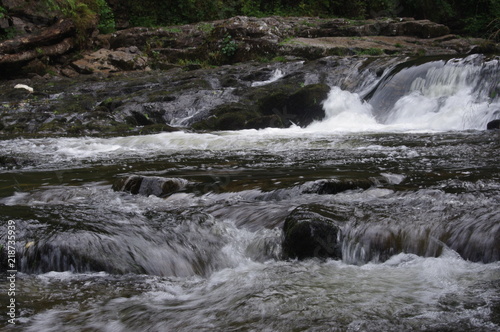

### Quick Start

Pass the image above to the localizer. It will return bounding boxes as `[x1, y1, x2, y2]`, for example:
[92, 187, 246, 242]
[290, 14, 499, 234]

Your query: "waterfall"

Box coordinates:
[316, 54, 500, 132]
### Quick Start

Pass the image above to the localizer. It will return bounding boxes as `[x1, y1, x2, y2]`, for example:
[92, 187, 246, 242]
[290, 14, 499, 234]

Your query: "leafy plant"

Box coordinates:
[96, 0, 115, 34]
[0, 5, 6, 19]
[357, 48, 384, 55]
[220, 34, 238, 57]
[197, 22, 215, 33]
[44, 0, 97, 45]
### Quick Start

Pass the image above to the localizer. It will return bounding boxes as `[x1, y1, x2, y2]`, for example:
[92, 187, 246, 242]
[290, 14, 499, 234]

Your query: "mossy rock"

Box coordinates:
[257, 83, 330, 127]
[192, 103, 261, 131]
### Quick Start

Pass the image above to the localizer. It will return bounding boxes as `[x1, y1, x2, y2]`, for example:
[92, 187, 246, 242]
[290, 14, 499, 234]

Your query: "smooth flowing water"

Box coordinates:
[1, 55, 499, 331]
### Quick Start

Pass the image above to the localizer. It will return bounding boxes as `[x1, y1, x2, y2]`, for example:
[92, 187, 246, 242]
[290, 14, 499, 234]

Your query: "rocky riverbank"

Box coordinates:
[0, 15, 499, 138]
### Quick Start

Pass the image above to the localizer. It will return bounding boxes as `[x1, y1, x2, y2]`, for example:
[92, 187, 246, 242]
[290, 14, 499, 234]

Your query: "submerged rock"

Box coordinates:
[487, 119, 500, 130]
[302, 178, 373, 195]
[282, 205, 344, 260]
[112, 175, 188, 197]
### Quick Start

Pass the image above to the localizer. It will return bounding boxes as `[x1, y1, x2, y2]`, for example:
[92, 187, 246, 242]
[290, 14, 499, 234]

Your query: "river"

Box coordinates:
[0, 54, 499, 331]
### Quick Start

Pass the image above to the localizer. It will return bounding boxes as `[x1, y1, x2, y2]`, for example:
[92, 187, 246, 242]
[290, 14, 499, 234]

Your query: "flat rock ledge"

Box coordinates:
[1, 15, 497, 78]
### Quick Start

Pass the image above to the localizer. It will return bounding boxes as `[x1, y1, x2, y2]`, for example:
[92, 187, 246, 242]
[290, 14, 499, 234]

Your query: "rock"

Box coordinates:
[282, 205, 343, 260]
[192, 102, 278, 131]
[112, 175, 188, 197]
[0, 19, 77, 77]
[284, 83, 330, 126]
[192, 81, 329, 130]
[302, 179, 373, 194]
[259, 83, 330, 127]
[60, 67, 79, 78]
[71, 48, 149, 74]
[0, 155, 34, 169]
[487, 119, 500, 130]
[393, 20, 450, 38]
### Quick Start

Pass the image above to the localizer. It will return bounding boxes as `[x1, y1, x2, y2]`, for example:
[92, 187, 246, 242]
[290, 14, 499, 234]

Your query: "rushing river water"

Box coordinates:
[1, 55, 500, 331]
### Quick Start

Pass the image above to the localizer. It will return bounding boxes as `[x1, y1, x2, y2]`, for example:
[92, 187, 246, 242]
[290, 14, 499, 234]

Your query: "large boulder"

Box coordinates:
[71, 47, 149, 74]
[259, 83, 330, 127]
[282, 205, 344, 260]
[192, 82, 330, 130]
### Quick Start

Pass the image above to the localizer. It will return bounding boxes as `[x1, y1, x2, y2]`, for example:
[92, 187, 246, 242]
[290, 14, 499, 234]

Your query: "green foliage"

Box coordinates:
[488, 19, 500, 42]
[366, 0, 402, 17]
[197, 22, 215, 33]
[68, 0, 499, 42]
[356, 48, 384, 55]
[220, 34, 238, 57]
[43, 0, 115, 38]
[43, 0, 97, 45]
[399, 0, 455, 23]
[96, 0, 115, 34]
[0, 5, 6, 19]
[457, 0, 500, 41]
[0, 27, 17, 41]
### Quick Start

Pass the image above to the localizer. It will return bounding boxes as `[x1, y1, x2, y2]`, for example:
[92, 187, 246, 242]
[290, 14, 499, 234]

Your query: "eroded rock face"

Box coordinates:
[108, 16, 457, 67]
[71, 47, 149, 74]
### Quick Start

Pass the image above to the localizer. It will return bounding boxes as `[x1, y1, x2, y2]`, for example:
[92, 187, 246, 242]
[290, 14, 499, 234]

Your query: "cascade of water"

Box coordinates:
[251, 69, 285, 87]
[317, 54, 500, 132]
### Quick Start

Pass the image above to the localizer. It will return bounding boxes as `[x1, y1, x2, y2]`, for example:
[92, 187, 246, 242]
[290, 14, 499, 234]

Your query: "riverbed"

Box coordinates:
[0, 54, 499, 331]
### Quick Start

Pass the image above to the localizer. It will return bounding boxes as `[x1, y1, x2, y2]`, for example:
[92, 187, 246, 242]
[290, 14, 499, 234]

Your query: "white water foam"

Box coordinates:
[1, 56, 498, 166]
[251, 69, 285, 87]
[306, 55, 500, 133]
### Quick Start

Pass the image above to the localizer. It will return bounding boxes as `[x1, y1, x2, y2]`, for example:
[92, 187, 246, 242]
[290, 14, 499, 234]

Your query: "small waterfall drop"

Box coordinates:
[316, 54, 500, 132]
[251, 69, 285, 87]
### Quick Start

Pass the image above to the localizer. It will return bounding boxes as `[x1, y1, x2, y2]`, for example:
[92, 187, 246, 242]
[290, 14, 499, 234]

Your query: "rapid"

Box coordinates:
[0, 54, 499, 331]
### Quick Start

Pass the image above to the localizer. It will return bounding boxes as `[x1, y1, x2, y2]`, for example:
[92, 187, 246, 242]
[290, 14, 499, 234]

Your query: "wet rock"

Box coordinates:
[112, 175, 188, 197]
[0, 156, 22, 169]
[302, 178, 373, 194]
[257, 83, 330, 127]
[192, 81, 329, 130]
[282, 205, 343, 260]
[283, 83, 330, 126]
[192, 103, 272, 131]
[487, 119, 500, 130]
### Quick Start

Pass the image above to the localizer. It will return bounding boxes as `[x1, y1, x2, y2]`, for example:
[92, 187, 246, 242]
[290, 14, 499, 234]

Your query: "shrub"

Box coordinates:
[220, 34, 238, 57]
[43, 0, 115, 39]
[96, 0, 115, 34]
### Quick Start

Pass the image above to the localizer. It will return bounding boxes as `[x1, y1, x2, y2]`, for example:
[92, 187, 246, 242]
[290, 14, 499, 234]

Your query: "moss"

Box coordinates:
[192, 103, 263, 131]
[356, 48, 384, 56]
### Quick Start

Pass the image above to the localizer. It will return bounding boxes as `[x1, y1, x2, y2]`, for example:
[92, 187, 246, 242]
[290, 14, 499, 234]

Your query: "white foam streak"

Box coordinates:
[251, 69, 284, 87]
